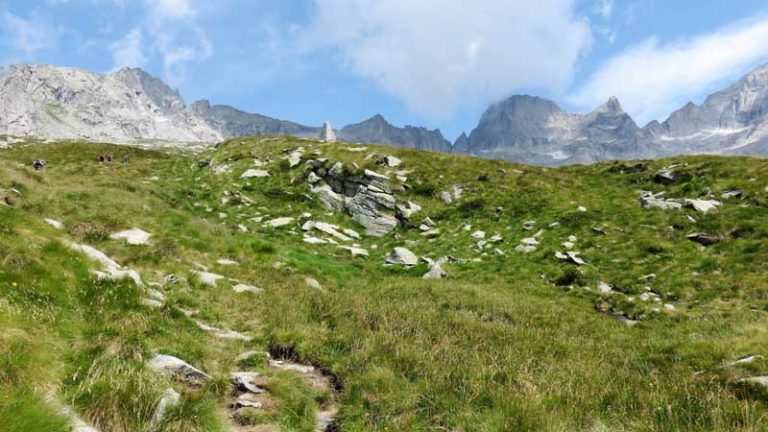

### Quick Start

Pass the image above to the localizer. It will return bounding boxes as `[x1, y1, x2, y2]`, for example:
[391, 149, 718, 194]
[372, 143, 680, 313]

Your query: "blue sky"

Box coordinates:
[2, 0, 768, 140]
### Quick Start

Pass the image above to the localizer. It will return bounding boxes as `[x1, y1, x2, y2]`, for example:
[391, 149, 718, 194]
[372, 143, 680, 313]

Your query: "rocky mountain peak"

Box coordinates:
[593, 96, 624, 114]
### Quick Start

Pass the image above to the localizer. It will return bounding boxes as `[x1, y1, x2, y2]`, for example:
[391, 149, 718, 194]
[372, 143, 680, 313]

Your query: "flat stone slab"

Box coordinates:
[192, 270, 224, 287]
[264, 217, 294, 228]
[45, 218, 64, 229]
[110, 228, 152, 245]
[241, 169, 271, 179]
[195, 320, 252, 341]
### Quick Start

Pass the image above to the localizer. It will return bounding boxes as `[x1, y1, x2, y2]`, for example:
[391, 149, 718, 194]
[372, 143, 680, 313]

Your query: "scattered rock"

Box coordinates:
[639, 191, 683, 210]
[515, 245, 537, 253]
[45, 218, 64, 229]
[192, 271, 224, 287]
[338, 246, 369, 258]
[303, 221, 352, 242]
[728, 355, 764, 367]
[423, 263, 446, 279]
[396, 200, 422, 220]
[687, 232, 721, 246]
[149, 388, 181, 432]
[598, 282, 612, 294]
[240, 169, 270, 179]
[684, 199, 722, 213]
[69, 243, 143, 287]
[148, 354, 213, 386]
[379, 155, 402, 168]
[44, 391, 100, 432]
[386, 247, 419, 266]
[110, 228, 152, 245]
[216, 258, 239, 266]
[264, 217, 294, 228]
[231, 371, 267, 394]
[439, 191, 453, 204]
[471, 231, 486, 239]
[522, 221, 536, 230]
[555, 251, 586, 265]
[232, 283, 263, 294]
[722, 189, 744, 199]
[305, 277, 323, 290]
[195, 320, 252, 341]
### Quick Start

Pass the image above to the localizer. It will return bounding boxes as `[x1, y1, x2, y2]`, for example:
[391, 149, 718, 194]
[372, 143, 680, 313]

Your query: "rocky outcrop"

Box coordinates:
[305, 159, 399, 237]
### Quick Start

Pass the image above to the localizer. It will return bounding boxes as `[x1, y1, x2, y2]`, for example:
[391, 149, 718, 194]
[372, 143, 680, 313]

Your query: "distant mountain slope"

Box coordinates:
[0, 64, 320, 144]
[461, 64, 768, 165]
[338, 114, 451, 152]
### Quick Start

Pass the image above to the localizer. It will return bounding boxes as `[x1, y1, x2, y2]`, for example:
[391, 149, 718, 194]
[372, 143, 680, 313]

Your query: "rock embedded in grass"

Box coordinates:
[149, 388, 180, 432]
[684, 199, 722, 213]
[148, 354, 213, 386]
[110, 228, 152, 245]
[687, 232, 721, 246]
[385, 247, 419, 266]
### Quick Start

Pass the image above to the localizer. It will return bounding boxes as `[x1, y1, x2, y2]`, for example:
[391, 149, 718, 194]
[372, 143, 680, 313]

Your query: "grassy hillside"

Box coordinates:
[2, 136, 768, 431]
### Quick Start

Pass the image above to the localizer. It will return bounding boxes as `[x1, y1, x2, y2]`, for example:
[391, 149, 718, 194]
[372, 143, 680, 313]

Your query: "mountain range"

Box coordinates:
[2, 63, 768, 165]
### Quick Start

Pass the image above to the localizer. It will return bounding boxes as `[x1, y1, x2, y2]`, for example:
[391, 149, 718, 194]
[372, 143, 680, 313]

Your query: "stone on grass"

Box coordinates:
[598, 282, 613, 294]
[110, 228, 152, 245]
[380, 155, 402, 168]
[232, 283, 263, 294]
[687, 233, 721, 246]
[149, 388, 180, 432]
[240, 169, 271, 179]
[264, 217, 294, 228]
[305, 277, 323, 290]
[684, 199, 722, 213]
[338, 246, 369, 258]
[522, 221, 536, 230]
[728, 355, 764, 367]
[148, 354, 213, 385]
[216, 258, 238, 266]
[471, 231, 486, 239]
[192, 271, 224, 287]
[386, 247, 419, 266]
[423, 264, 446, 280]
[69, 243, 143, 287]
[516, 245, 537, 253]
[231, 371, 266, 394]
[721, 189, 744, 199]
[555, 251, 586, 265]
[45, 218, 64, 229]
[440, 191, 453, 204]
[195, 320, 252, 341]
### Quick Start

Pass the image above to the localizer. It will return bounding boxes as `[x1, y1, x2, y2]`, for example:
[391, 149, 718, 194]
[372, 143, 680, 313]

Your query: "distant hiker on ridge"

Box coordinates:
[99, 154, 105, 164]
[33, 159, 45, 171]
[123, 154, 129, 164]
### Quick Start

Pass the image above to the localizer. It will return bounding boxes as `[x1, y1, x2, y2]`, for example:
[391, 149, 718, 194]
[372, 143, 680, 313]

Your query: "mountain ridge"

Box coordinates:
[3, 63, 768, 165]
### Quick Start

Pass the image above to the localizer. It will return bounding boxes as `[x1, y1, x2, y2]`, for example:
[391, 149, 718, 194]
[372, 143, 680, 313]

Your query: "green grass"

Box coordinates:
[1, 137, 768, 431]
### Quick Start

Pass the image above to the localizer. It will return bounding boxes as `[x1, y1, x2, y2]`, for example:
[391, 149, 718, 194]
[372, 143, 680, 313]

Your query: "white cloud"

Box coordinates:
[111, 27, 147, 69]
[145, 0, 194, 21]
[301, 0, 592, 117]
[1, 11, 58, 55]
[593, 0, 613, 20]
[569, 17, 768, 124]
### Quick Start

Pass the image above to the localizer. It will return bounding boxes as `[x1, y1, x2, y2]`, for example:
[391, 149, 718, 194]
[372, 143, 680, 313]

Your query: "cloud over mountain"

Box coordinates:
[301, 0, 592, 117]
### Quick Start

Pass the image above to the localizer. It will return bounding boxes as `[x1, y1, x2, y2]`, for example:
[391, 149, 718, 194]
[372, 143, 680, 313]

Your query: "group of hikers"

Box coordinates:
[32, 154, 131, 171]
[99, 153, 129, 164]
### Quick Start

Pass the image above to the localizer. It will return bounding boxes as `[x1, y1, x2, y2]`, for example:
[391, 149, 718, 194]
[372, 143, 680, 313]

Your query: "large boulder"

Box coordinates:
[346, 187, 398, 237]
